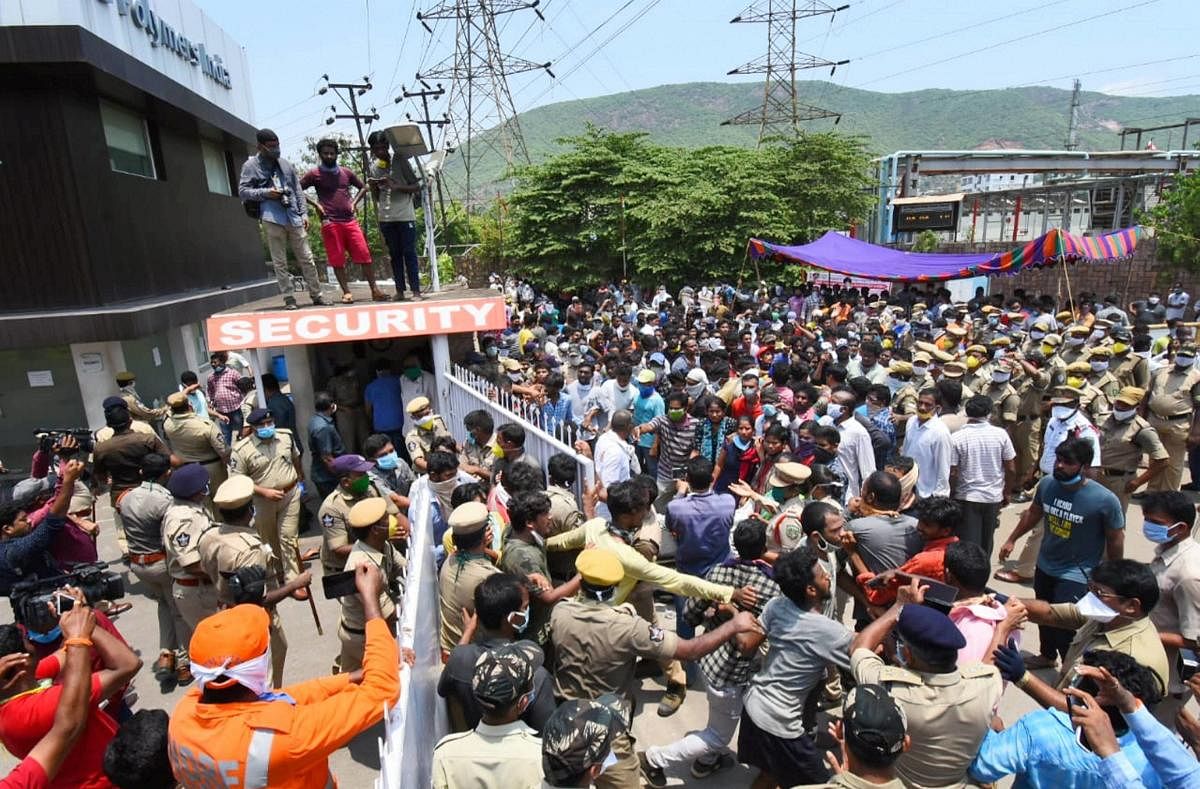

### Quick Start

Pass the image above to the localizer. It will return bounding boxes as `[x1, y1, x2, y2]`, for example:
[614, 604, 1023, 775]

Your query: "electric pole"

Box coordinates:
[320, 75, 380, 172]
[1065, 78, 1081, 151]
[723, 0, 850, 147]
[415, 0, 553, 209]
[396, 80, 453, 229]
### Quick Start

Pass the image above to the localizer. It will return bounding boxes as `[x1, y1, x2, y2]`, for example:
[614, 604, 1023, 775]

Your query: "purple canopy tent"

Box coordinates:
[747, 226, 1145, 283]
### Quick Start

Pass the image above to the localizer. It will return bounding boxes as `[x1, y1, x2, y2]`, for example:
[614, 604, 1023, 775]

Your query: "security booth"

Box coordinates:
[204, 288, 507, 481]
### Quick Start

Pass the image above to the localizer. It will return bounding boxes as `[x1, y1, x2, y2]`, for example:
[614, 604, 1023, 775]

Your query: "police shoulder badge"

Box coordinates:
[647, 624, 665, 643]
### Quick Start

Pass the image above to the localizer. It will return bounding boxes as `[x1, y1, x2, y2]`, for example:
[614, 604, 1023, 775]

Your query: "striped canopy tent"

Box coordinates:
[747, 226, 1145, 283]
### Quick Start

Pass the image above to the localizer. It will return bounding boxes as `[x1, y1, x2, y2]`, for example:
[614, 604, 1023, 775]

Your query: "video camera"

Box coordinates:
[11, 563, 125, 635]
[34, 428, 95, 455]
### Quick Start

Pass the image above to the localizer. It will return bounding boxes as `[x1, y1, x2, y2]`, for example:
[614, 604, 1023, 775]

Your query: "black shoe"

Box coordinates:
[283, 296, 299, 311]
[638, 752, 667, 788]
[657, 682, 686, 717]
[1182, 482, 1200, 492]
[691, 753, 735, 779]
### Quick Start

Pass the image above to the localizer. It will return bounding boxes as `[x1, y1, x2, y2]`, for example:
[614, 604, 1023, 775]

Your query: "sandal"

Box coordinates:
[371, 289, 390, 302]
[993, 569, 1033, 584]
[341, 292, 354, 304]
[96, 600, 133, 617]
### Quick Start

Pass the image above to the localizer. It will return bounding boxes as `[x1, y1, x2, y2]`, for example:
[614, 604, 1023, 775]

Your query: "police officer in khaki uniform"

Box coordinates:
[1084, 346, 1121, 402]
[328, 364, 369, 454]
[1011, 351, 1052, 498]
[1096, 387, 1170, 515]
[1110, 328, 1149, 389]
[1040, 332, 1067, 386]
[116, 370, 169, 425]
[1144, 345, 1200, 491]
[318, 454, 398, 574]
[438, 502, 501, 654]
[1021, 319, 1054, 358]
[962, 344, 992, 393]
[163, 392, 229, 508]
[163, 463, 219, 685]
[231, 407, 305, 584]
[404, 396, 453, 473]
[888, 360, 919, 444]
[1068, 360, 1113, 424]
[546, 456, 586, 585]
[980, 358, 1020, 430]
[338, 498, 405, 673]
[939, 361, 974, 398]
[549, 550, 759, 789]
[851, 592, 1004, 789]
[197, 474, 293, 687]
[1059, 325, 1091, 366]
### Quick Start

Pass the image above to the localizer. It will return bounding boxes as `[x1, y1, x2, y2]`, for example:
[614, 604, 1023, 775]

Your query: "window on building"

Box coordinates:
[201, 139, 233, 195]
[99, 101, 156, 179]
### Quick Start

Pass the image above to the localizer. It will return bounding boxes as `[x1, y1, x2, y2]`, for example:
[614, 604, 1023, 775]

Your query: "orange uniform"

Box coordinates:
[168, 618, 399, 788]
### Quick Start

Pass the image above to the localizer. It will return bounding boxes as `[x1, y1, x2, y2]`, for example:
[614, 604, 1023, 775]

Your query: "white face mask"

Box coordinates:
[1177, 355, 1196, 368]
[1112, 407, 1137, 422]
[1089, 330, 1106, 342]
[912, 364, 928, 377]
[1052, 405, 1077, 421]
[991, 370, 1011, 384]
[1090, 361, 1109, 373]
[1029, 330, 1046, 341]
[1076, 591, 1119, 623]
[825, 403, 844, 421]
[1135, 350, 1151, 360]
[1065, 336, 1086, 347]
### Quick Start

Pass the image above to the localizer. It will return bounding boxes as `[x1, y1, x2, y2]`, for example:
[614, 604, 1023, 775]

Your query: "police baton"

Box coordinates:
[294, 543, 324, 636]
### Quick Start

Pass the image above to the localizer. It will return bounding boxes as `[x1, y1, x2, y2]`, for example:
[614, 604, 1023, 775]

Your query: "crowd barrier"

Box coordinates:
[445, 365, 596, 499]
[376, 477, 447, 789]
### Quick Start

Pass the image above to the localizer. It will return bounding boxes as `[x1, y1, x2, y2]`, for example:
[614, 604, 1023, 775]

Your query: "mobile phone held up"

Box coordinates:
[321, 570, 358, 600]
[1180, 648, 1199, 682]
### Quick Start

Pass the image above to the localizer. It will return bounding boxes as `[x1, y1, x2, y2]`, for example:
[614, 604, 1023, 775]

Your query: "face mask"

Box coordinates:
[508, 607, 531, 634]
[966, 356, 981, 370]
[638, 384, 656, 398]
[917, 410, 934, 422]
[212, 365, 227, 374]
[1066, 336, 1086, 347]
[261, 146, 281, 160]
[1149, 297, 1161, 306]
[1142, 519, 1177, 544]
[1076, 591, 1119, 623]
[668, 408, 685, 422]
[812, 447, 835, 463]
[743, 387, 758, 400]
[992, 370, 1011, 384]
[912, 364, 928, 377]
[1112, 342, 1129, 355]
[256, 426, 276, 440]
[1053, 469, 1083, 485]
[1177, 356, 1195, 368]
[825, 403, 844, 421]
[1090, 360, 1109, 373]
[1029, 330, 1046, 341]
[415, 414, 436, 429]
[491, 443, 506, 459]
[1041, 343, 1056, 356]
[1051, 405, 1076, 421]
[1112, 408, 1136, 422]
[403, 367, 422, 381]
[376, 451, 399, 470]
[485, 347, 499, 359]
[988, 316, 1000, 326]
[1090, 330, 1106, 342]
[348, 475, 371, 496]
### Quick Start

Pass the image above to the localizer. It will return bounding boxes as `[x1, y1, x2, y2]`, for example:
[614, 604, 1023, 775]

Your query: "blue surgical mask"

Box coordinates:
[638, 384, 655, 398]
[1142, 519, 1176, 544]
[27, 626, 62, 644]
[376, 451, 399, 471]
[256, 426, 276, 440]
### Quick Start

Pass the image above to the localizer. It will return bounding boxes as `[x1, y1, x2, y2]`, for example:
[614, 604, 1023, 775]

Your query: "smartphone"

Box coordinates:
[1067, 673, 1087, 744]
[321, 570, 358, 600]
[1180, 648, 1199, 682]
[53, 592, 75, 617]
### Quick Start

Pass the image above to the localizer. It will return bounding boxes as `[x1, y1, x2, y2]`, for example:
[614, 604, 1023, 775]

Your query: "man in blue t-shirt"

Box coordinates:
[364, 360, 406, 450]
[631, 369, 664, 476]
[998, 436, 1124, 667]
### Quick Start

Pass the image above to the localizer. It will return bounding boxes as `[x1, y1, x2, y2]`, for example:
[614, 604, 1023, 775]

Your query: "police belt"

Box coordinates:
[174, 576, 213, 587]
[341, 624, 366, 636]
[1099, 468, 1135, 477]
[186, 455, 222, 465]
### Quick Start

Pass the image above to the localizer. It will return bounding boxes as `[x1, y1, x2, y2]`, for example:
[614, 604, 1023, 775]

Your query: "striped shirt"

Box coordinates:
[648, 414, 698, 483]
[682, 561, 780, 688]
[951, 420, 1016, 503]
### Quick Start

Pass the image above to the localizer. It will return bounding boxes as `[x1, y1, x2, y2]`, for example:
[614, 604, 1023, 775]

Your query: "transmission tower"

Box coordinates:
[723, 1, 850, 146]
[416, 0, 553, 207]
[1064, 78, 1082, 151]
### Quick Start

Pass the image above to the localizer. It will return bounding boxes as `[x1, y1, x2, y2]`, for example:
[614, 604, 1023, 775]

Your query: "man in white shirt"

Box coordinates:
[1166, 282, 1190, 321]
[565, 362, 600, 439]
[902, 390, 953, 500]
[595, 364, 635, 429]
[828, 389, 876, 499]
[592, 411, 638, 521]
[951, 394, 1017, 556]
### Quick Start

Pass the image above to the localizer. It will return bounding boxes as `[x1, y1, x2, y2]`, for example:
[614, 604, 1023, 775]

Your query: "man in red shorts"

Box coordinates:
[301, 138, 388, 304]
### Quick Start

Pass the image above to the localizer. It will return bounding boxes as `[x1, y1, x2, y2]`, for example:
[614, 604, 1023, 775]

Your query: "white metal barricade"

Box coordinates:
[376, 477, 447, 789]
[445, 365, 595, 498]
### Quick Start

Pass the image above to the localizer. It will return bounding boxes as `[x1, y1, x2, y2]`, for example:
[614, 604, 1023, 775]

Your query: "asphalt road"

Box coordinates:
[2, 488, 1186, 787]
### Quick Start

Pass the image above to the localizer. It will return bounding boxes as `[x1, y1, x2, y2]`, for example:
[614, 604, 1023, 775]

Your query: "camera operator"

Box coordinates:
[0, 605, 96, 788]
[0, 586, 142, 787]
[0, 461, 84, 596]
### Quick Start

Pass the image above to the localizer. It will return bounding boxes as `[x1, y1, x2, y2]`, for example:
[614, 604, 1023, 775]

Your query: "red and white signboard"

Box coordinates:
[206, 295, 507, 350]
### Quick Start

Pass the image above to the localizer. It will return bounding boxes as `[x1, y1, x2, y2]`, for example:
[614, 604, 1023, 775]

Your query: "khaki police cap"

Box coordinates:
[349, 498, 388, 529]
[768, 462, 811, 488]
[1005, 311, 1024, 321]
[1051, 385, 1084, 403]
[166, 392, 188, 408]
[1042, 333, 1063, 347]
[1066, 360, 1092, 375]
[966, 344, 987, 355]
[405, 396, 431, 414]
[575, 549, 624, 587]
[946, 325, 967, 338]
[912, 352, 932, 365]
[912, 302, 928, 311]
[914, 341, 937, 355]
[1115, 386, 1146, 406]
[449, 501, 490, 535]
[213, 475, 255, 509]
[992, 336, 1013, 347]
[980, 305, 999, 315]
[889, 360, 913, 376]
[1055, 310, 1074, 322]
[115, 370, 136, 384]
[1067, 325, 1091, 337]
[500, 357, 522, 371]
[942, 362, 967, 377]
[1088, 345, 1113, 358]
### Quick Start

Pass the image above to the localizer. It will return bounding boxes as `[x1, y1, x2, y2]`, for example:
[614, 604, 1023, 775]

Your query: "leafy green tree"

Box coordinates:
[1147, 170, 1200, 272]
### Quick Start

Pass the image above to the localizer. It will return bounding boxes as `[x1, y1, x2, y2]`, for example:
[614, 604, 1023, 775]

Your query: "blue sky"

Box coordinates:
[202, 0, 1200, 155]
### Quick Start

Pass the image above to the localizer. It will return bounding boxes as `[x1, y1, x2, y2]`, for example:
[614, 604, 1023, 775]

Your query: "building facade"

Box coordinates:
[0, 0, 273, 462]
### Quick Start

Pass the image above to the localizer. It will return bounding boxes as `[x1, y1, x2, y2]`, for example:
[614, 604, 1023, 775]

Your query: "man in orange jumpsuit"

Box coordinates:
[167, 563, 400, 787]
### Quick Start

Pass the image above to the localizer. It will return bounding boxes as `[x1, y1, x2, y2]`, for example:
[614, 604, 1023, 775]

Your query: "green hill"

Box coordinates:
[441, 80, 1200, 193]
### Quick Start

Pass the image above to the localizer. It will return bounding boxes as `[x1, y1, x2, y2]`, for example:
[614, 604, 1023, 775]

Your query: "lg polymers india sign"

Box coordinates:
[97, 0, 231, 88]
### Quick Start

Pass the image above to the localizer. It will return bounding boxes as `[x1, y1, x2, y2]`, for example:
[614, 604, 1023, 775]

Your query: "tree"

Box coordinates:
[503, 126, 875, 289]
[1147, 170, 1200, 273]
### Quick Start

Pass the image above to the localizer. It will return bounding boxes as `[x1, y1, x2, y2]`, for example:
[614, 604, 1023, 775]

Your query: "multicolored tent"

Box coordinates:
[747, 226, 1145, 283]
